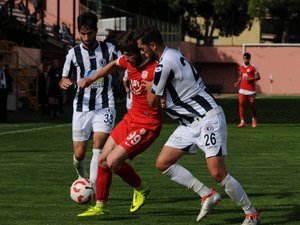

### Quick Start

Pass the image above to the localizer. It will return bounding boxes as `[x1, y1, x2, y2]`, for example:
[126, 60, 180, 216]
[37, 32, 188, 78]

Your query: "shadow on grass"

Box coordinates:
[4, 97, 300, 124]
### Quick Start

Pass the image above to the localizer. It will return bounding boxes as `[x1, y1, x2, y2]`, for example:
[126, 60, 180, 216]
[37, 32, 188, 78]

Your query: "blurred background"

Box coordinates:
[0, 0, 299, 122]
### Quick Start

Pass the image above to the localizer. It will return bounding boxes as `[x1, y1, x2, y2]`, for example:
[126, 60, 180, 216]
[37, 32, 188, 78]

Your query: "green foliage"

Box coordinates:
[248, 0, 300, 42]
[167, 0, 252, 45]
[101, 0, 177, 23]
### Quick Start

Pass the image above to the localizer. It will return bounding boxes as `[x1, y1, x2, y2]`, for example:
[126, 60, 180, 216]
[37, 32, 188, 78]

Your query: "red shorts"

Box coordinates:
[110, 113, 162, 160]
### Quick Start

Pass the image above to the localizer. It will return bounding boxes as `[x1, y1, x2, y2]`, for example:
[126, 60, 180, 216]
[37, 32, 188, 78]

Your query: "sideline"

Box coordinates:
[0, 124, 71, 135]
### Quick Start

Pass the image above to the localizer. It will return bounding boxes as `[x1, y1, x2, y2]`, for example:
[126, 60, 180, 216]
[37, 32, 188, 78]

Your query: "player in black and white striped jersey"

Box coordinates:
[59, 12, 121, 191]
[137, 26, 260, 225]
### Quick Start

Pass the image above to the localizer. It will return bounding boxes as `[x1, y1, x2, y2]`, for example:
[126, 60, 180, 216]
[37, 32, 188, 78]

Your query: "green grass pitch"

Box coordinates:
[0, 96, 299, 225]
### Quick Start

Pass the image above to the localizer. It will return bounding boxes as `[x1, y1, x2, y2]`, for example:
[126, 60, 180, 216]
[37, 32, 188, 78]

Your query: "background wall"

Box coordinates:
[180, 42, 300, 95]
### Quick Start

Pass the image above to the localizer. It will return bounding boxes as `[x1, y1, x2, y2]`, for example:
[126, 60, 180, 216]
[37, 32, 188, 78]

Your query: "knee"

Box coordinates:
[210, 169, 227, 183]
[106, 158, 120, 172]
[98, 156, 109, 169]
[73, 152, 85, 161]
[156, 158, 170, 172]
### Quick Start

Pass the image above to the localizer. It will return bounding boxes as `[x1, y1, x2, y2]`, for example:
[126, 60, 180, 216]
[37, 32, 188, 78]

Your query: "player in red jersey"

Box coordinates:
[76, 30, 162, 216]
[234, 52, 260, 128]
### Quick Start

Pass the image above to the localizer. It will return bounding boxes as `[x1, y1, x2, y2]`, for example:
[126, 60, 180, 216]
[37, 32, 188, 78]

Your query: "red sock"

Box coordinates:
[96, 165, 112, 202]
[239, 94, 246, 121]
[248, 95, 256, 119]
[114, 162, 141, 188]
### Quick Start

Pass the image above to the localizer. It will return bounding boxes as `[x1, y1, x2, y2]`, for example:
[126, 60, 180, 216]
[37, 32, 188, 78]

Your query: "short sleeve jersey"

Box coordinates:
[151, 47, 219, 126]
[62, 41, 121, 112]
[117, 55, 162, 124]
[239, 64, 258, 92]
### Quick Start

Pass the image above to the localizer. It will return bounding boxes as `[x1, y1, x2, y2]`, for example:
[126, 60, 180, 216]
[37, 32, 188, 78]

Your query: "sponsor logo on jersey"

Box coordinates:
[130, 79, 143, 95]
[141, 70, 148, 79]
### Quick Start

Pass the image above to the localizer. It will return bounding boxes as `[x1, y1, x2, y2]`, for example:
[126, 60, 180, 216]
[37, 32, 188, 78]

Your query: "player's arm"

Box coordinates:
[142, 63, 170, 107]
[78, 59, 119, 88]
[60, 50, 75, 90]
[251, 71, 260, 81]
[59, 77, 73, 90]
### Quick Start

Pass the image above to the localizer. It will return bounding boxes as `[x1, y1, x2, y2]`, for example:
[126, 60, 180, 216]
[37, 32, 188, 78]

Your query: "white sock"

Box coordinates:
[220, 174, 256, 214]
[73, 155, 86, 178]
[90, 148, 102, 184]
[163, 163, 211, 197]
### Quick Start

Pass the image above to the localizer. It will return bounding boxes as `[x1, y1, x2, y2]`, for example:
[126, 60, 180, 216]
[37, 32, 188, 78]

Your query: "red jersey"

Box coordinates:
[117, 55, 162, 128]
[239, 64, 258, 92]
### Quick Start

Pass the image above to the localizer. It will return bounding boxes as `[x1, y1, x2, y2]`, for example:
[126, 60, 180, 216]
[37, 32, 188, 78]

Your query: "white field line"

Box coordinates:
[0, 124, 71, 135]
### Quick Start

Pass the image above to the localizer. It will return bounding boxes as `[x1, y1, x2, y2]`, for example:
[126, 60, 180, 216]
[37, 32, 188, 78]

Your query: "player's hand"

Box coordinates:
[124, 86, 130, 93]
[141, 80, 153, 91]
[59, 78, 73, 90]
[160, 97, 166, 108]
[79, 78, 93, 88]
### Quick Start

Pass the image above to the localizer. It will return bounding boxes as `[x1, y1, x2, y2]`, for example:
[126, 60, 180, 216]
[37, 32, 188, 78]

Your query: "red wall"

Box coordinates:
[180, 42, 300, 95]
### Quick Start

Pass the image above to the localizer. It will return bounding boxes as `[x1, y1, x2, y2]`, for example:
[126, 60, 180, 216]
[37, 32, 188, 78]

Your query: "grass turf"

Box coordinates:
[0, 96, 299, 225]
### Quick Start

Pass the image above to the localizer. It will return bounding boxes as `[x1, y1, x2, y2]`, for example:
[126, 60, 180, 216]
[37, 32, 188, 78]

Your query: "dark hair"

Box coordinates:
[77, 12, 98, 31]
[118, 30, 140, 55]
[134, 26, 164, 45]
[0, 54, 3, 61]
[243, 52, 251, 59]
[104, 30, 126, 50]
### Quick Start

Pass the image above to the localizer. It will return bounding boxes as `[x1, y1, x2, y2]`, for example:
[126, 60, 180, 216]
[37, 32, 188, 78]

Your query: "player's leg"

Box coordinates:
[109, 125, 159, 213]
[247, 94, 257, 127]
[89, 108, 116, 184]
[207, 156, 260, 224]
[238, 93, 246, 127]
[89, 131, 109, 184]
[72, 111, 92, 179]
[107, 145, 150, 213]
[77, 136, 117, 217]
[205, 112, 260, 224]
[156, 125, 213, 210]
[73, 141, 88, 179]
[157, 145, 219, 222]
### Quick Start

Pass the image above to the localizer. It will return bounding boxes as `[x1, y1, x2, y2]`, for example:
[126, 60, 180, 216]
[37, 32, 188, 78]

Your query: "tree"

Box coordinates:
[248, 0, 300, 43]
[100, 0, 177, 23]
[168, 0, 252, 45]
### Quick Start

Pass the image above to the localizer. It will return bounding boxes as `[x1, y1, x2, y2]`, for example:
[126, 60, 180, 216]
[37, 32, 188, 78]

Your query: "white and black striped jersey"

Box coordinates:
[62, 41, 120, 112]
[151, 47, 219, 126]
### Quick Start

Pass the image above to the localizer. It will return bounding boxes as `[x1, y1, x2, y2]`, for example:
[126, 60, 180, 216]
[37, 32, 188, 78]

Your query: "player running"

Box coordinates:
[137, 26, 260, 225]
[77, 30, 163, 216]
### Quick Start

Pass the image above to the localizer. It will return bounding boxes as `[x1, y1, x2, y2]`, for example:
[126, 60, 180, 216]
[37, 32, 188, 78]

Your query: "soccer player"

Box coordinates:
[234, 52, 260, 128]
[136, 26, 260, 225]
[59, 12, 119, 187]
[77, 30, 163, 216]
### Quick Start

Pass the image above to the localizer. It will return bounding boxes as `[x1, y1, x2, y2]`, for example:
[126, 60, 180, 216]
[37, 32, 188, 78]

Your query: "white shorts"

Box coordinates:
[165, 109, 227, 158]
[72, 108, 116, 141]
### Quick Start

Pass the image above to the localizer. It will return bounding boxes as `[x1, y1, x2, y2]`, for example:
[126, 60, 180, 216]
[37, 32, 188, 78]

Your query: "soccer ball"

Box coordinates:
[70, 178, 95, 204]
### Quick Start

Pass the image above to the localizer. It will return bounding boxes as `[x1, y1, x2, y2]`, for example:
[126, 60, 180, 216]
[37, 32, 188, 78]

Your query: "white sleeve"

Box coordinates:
[62, 49, 74, 78]
[151, 61, 174, 96]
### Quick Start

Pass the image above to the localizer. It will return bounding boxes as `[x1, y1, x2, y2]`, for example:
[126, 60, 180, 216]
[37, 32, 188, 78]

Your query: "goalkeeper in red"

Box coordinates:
[77, 30, 162, 216]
